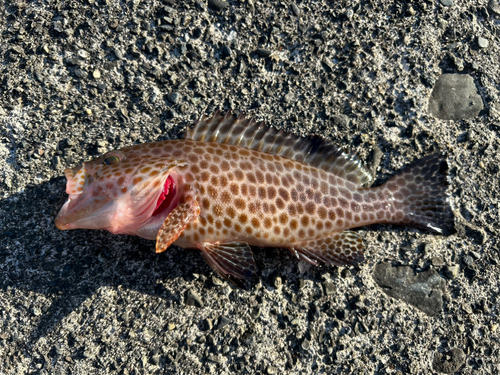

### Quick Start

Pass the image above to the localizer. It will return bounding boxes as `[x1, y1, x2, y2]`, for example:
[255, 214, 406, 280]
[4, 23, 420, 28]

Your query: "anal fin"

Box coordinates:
[200, 242, 256, 284]
[291, 231, 365, 267]
[156, 200, 200, 253]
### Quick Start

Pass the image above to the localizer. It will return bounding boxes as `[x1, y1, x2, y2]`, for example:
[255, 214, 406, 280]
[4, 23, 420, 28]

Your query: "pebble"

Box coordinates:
[74, 68, 88, 79]
[255, 48, 272, 57]
[478, 37, 489, 49]
[291, 3, 301, 16]
[440, 0, 454, 5]
[301, 339, 310, 350]
[432, 348, 466, 373]
[167, 92, 180, 104]
[250, 307, 261, 319]
[373, 262, 446, 316]
[216, 316, 231, 330]
[208, 0, 228, 11]
[114, 48, 124, 59]
[77, 49, 89, 59]
[93, 69, 101, 79]
[267, 365, 277, 374]
[185, 289, 204, 308]
[428, 74, 484, 120]
[444, 264, 460, 279]
[322, 281, 336, 296]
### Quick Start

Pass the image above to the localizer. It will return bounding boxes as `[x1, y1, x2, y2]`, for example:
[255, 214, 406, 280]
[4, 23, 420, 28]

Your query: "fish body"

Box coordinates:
[56, 111, 454, 283]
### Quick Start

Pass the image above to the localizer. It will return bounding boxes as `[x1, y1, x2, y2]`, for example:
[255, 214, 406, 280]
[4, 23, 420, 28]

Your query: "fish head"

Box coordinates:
[55, 144, 185, 236]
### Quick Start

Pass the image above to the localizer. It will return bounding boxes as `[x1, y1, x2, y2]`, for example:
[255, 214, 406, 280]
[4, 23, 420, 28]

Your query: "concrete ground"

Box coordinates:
[0, 0, 499, 374]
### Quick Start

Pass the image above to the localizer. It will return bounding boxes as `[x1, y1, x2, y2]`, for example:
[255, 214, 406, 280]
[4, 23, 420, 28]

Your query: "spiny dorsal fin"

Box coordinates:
[185, 110, 373, 186]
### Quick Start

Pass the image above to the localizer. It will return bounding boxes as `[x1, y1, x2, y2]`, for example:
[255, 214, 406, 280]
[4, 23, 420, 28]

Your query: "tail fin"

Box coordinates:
[382, 153, 455, 235]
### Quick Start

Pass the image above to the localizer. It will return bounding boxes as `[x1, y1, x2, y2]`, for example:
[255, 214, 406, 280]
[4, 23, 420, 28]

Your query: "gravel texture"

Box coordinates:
[1, 0, 499, 374]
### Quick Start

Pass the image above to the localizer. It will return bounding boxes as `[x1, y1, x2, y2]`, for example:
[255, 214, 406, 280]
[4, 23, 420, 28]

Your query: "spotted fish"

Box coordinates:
[55, 111, 455, 284]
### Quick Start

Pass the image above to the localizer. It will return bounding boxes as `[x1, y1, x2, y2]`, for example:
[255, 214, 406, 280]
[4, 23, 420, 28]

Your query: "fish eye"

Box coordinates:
[103, 155, 120, 165]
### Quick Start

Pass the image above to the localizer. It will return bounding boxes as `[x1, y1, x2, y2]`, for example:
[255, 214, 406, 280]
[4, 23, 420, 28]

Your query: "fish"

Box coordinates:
[55, 110, 455, 285]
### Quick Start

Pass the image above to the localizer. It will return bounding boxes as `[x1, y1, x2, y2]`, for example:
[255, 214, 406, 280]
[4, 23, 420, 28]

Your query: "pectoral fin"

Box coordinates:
[291, 231, 365, 267]
[200, 242, 256, 284]
[156, 200, 200, 253]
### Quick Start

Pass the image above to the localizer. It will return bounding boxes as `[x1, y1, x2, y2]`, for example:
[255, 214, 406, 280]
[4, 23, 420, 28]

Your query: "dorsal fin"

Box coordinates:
[185, 110, 373, 186]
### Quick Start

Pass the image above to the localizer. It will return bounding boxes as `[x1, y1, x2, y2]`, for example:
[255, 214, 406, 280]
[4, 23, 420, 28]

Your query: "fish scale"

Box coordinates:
[56, 111, 455, 285]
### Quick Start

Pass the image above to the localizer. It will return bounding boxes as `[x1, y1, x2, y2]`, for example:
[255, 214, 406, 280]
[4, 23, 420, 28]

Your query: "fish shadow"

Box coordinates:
[0, 177, 223, 340]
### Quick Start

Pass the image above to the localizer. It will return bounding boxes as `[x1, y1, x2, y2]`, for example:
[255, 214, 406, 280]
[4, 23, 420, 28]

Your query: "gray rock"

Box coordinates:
[373, 262, 446, 316]
[291, 3, 301, 16]
[167, 92, 180, 104]
[216, 316, 231, 330]
[185, 289, 203, 308]
[428, 74, 484, 121]
[432, 348, 466, 373]
[440, 0, 454, 6]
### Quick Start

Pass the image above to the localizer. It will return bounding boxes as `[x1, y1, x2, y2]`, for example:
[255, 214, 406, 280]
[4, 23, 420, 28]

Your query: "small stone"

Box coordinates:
[74, 68, 88, 79]
[444, 264, 460, 279]
[428, 74, 484, 121]
[267, 365, 277, 374]
[77, 49, 89, 59]
[93, 69, 101, 79]
[144, 328, 154, 340]
[301, 338, 310, 350]
[222, 45, 232, 58]
[478, 37, 489, 49]
[216, 316, 231, 330]
[440, 0, 453, 6]
[431, 257, 445, 267]
[208, 0, 228, 11]
[167, 323, 176, 330]
[291, 3, 301, 16]
[185, 289, 204, 308]
[52, 156, 62, 169]
[255, 48, 272, 57]
[322, 281, 335, 296]
[167, 92, 180, 104]
[250, 307, 261, 319]
[32, 307, 42, 316]
[432, 348, 466, 373]
[114, 48, 124, 59]
[373, 262, 446, 316]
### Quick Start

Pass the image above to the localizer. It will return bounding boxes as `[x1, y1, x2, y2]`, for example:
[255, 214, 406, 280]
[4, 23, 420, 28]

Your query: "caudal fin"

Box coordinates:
[382, 153, 455, 235]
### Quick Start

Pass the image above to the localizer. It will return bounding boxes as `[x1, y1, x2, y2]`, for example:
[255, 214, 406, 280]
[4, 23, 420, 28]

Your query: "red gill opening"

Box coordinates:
[152, 176, 176, 216]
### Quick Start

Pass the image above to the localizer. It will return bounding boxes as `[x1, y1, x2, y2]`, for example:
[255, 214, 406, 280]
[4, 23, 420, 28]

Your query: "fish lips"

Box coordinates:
[55, 193, 115, 231]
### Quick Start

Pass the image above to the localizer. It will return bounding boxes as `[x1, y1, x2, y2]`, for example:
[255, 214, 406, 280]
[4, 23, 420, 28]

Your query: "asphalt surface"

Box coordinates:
[1, 0, 499, 374]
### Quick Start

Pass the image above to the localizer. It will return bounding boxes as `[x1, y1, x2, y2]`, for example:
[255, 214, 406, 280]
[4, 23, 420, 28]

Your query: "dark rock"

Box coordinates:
[255, 48, 272, 57]
[185, 289, 203, 308]
[428, 74, 484, 121]
[322, 281, 335, 296]
[208, 0, 228, 11]
[222, 45, 232, 58]
[373, 262, 446, 316]
[167, 92, 180, 104]
[432, 348, 466, 373]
